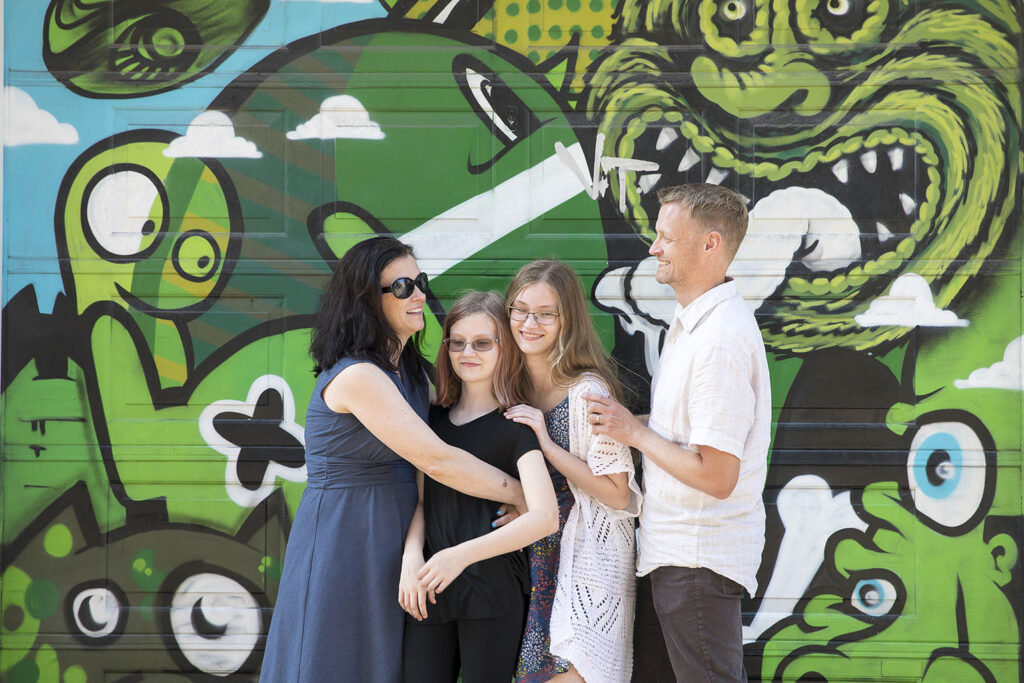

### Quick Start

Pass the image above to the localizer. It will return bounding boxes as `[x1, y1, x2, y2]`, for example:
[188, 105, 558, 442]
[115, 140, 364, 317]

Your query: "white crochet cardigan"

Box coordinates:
[549, 375, 642, 683]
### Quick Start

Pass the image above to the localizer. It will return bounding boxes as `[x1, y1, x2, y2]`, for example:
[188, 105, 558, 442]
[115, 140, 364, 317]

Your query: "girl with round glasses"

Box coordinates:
[505, 260, 642, 683]
[260, 238, 528, 683]
[399, 291, 558, 683]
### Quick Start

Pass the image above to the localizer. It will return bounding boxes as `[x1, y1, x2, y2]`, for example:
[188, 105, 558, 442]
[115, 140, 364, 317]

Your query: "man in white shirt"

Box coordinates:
[586, 183, 771, 682]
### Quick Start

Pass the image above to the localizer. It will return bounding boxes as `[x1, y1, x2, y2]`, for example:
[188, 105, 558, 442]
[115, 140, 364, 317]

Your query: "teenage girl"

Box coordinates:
[399, 291, 559, 683]
[504, 260, 641, 683]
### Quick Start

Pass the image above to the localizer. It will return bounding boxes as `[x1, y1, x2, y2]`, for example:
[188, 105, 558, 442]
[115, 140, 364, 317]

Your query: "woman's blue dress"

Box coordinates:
[260, 357, 429, 682]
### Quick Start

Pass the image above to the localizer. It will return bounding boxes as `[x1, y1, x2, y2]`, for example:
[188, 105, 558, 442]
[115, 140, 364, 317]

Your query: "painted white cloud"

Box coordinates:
[954, 336, 1023, 390]
[164, 111, 262, 158]
[287, 95, 384, 140]
[4, 86, 79, 146]
[855, 273, 968, 328]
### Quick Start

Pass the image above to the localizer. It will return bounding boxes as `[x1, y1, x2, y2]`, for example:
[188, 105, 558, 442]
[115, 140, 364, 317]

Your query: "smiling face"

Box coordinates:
[650, 202, 710, 296]
[379, 255, 426, 344]
[509, 282, 562, 358]
[447, 313, 501, 391]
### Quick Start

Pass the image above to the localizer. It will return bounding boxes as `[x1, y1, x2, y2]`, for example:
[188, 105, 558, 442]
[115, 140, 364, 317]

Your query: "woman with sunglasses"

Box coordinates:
[260, 238, 528, 683]
[504, 260, 641, 683]
[398, 291, 558, 683]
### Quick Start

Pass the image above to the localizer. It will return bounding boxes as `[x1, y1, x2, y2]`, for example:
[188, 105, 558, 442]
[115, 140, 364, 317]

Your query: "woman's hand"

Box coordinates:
[504, 404, 554, 451]
[399, 552, 434, 620]
[417, 546, 471, 594]
[492, 503, 521, 528]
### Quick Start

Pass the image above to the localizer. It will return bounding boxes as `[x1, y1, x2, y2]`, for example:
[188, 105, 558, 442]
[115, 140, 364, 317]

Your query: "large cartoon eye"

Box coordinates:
[169, 573, 261, 675]
[851, 578, 897, 617]
[453, 54, 543, 156]
[907, 421, 987, 529]
[813, 0, 867, 36]
[65, 581, 128, 644]
[112, 11, 201, 83]
[82, 165, 169, 261]
[171, 230, 222, 282]
[712, 0, 756, 40]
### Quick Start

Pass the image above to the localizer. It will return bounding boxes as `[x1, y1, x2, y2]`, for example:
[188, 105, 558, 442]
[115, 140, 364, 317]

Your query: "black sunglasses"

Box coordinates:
[381, 272, 429, 299]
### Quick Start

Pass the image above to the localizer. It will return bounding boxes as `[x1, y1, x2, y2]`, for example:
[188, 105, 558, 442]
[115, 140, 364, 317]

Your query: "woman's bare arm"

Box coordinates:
[323, 362, 525, 507]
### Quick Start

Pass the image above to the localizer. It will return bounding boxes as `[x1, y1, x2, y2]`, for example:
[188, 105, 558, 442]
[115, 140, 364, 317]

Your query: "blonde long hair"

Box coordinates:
[435, 291, 530, 409]
[505, 260, 623, 401]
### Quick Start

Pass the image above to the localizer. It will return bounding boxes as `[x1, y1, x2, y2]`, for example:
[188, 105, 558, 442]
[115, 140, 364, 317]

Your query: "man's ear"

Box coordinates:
[705, 230, 723, 252]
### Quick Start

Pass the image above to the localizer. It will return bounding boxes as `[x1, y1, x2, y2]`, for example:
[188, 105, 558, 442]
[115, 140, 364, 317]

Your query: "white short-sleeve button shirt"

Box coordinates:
[636, 279, 771, 596]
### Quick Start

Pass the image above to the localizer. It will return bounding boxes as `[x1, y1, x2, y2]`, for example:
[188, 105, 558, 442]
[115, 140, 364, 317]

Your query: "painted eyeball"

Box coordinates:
[82, 164, 169, 261]
[168, 572, 262, 675]
[171, 229, 222, 283]
[711, 0, 756, 41]
[907, 420, 988, 530]
[851, 578, 898, 617]
[65, 581, 128, 644]
[813, 0, 868, 37]
[718, 0, 749, 21]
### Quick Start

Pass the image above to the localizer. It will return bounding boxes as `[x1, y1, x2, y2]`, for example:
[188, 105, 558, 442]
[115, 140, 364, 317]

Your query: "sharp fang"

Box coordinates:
[706, 167, 727, 185]
[876, 221, 894, 242]
[638, 173, 662, 193]
[899, 193, 916, 215]
[860, 150, 877, 173]
[739, 193, 751, 205]
[888, 147, 904, 171]
[678, 147, 700, 172]
[832, 159, 849, 184]
[656, 127, 678, 151]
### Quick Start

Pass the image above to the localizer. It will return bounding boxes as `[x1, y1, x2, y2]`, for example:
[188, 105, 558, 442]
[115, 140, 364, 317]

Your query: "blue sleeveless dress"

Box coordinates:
[260, 357, 429, 682]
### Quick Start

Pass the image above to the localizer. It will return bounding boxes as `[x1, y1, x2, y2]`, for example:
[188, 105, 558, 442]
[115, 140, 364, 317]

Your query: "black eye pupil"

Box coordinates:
[141, 220, 155, 236]
[925, 450, 953, 487]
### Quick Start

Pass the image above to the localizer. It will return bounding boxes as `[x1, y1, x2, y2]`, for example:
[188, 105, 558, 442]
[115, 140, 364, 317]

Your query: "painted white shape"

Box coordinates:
[860, 149, 877, 173]
[169, 573, 261, 675]
[164, 111, 262, 158]
[433, 0, 462, 19]
[899, 192, 916, 215]
[831, 158, 849, 184]
[286, 95, 385, 141]
[638, 173, 662, 194]
[855, 272, 969, 327]
[72, 588, 122, 638]
[705, 167, 728, 185]
[888, 146, 904, 171]
[602, 154, 659, 211]
[593, 257, 675, 374]
[743, 475, 867, 643]
[656, 127, 678, 151]
[85, 171, 163, 256]
[403, 142, 590, 275]
[728, 186, 860, 312]
[876, 221, 894, 242]
[677, 147, 700, 172]
[954, 335, 1023, 390]
[199, 375, 307, 507]
[4, 86, 79, 146]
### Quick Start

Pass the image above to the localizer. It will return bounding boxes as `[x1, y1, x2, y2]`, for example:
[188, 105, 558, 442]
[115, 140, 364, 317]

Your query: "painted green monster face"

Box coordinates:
[1, 486, 284, 682]
[56, 132, 241, 318]
[586, 0, 1022, 353]
[43, 0, 269, 98]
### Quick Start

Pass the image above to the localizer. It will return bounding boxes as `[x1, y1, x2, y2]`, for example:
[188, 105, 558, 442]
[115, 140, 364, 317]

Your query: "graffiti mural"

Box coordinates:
[2, 0, 1020, 679]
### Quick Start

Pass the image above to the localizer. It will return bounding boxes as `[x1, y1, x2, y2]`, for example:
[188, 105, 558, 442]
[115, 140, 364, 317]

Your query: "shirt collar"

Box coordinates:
[672, 279, 737, 334]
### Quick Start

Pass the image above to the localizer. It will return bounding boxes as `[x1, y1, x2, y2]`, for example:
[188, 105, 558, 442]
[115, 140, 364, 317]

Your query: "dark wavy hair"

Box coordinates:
[310, 236, 431, 386]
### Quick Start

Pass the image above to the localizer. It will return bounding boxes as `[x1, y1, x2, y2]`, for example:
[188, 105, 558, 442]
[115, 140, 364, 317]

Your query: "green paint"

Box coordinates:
[63, 665, 87, 683]
[43, 525, 72, 557]
[24, 580, 60, 620]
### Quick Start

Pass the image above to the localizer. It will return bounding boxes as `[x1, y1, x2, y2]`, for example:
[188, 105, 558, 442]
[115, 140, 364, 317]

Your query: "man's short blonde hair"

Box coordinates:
[657, 183, 748, 260]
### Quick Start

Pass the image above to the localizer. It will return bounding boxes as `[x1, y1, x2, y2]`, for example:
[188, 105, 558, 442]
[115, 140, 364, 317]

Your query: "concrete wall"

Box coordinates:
[2, 0, 1021, 679]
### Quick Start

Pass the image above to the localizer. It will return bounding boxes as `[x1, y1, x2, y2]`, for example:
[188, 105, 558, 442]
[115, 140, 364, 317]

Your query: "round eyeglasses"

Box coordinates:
[443, 338, 498, 352]
[381, 272, 429, 299]
[508, 305, 559, 325]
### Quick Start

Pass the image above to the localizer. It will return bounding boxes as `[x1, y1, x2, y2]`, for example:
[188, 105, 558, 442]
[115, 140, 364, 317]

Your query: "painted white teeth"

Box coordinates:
[706, 167, 727, 185]
[899, 193, 916, 215]
[638, 173, 662, 193]
[888, 147, 904, 171]
[876, 222, 894, 241]
[832, 159, 849, 184]
[656, 127, 678, 151]
[678, 147, 700, 172]
[860, 150, 877, 173]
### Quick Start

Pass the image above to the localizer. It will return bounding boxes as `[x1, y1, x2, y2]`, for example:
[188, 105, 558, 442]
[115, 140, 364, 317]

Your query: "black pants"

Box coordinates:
[400, 597, 525, 683]
[634, 567, 747, 683]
